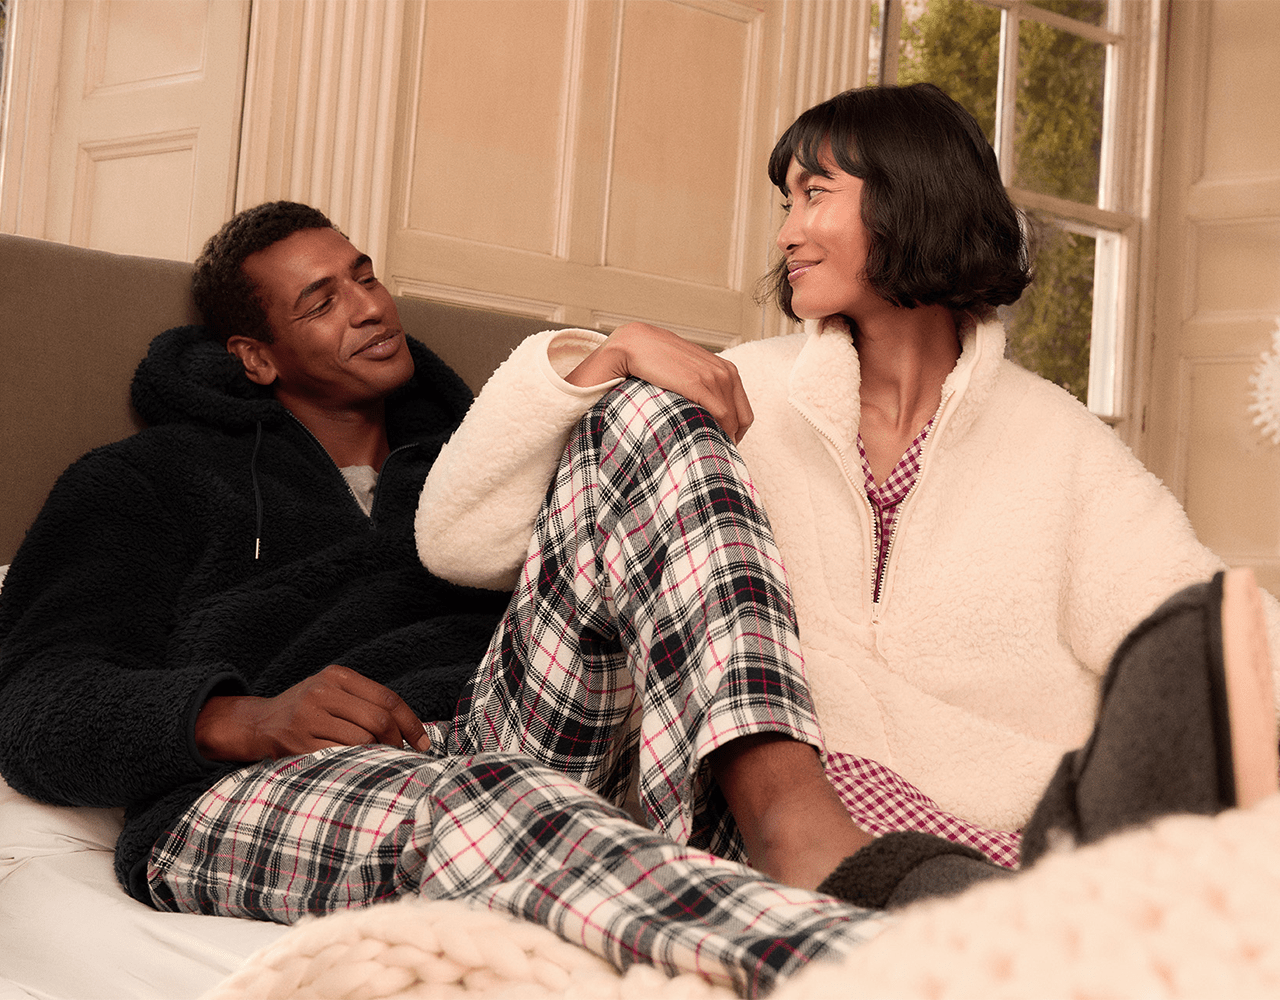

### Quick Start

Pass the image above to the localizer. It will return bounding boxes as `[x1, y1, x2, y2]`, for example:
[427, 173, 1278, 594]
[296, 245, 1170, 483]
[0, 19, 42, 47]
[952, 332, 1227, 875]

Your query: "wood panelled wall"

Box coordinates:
[0, 0, 248, 259]
[3, 0, 869, 344]
[240, 0, 870, 348]
[1144, 0, 1280, 595]
[5, 0, 1276, 590]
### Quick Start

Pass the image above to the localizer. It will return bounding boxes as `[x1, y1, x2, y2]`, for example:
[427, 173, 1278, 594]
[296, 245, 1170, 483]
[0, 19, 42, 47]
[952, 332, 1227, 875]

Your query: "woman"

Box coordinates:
[416, 83, 1280, 898]
[716, 81, 1245, 844]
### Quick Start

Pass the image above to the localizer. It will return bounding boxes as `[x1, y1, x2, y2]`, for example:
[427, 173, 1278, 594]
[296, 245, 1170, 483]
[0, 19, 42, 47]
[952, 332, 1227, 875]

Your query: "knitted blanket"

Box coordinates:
[205, 795, 1280, 1000]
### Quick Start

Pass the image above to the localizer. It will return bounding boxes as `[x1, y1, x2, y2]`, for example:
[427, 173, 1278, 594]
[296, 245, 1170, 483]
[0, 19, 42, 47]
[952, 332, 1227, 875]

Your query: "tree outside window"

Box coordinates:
[870, 0, 1141, 416]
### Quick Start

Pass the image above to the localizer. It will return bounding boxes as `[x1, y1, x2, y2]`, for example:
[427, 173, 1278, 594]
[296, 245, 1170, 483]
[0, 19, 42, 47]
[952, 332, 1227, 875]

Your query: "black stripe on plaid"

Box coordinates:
[150, 745, 887, 997]
[448, 380, 823, 858]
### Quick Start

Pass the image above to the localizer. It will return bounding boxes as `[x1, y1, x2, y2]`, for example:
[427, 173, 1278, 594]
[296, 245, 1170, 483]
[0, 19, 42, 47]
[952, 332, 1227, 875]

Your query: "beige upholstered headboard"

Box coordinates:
[0, 234, 567, 565]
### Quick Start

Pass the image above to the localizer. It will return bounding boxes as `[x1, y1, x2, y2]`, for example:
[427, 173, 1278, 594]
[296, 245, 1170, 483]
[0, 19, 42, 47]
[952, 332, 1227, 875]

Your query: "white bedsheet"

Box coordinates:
[0, 772, 286, 1000]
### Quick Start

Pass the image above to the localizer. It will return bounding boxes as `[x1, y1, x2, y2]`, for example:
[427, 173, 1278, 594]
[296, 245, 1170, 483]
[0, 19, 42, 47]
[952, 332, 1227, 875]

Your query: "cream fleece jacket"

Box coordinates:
[416, 319, 1280, 831]
[416, 328, 619, 591]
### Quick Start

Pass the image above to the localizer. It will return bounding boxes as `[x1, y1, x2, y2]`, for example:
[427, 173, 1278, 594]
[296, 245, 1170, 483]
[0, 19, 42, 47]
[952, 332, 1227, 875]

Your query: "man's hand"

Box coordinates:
[566, 322, 754, 444]
[195, 664, 432, 762]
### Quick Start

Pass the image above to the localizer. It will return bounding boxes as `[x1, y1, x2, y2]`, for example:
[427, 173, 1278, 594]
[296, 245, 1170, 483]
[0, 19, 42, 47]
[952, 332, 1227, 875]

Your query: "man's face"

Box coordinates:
[232, 227, 414, 411]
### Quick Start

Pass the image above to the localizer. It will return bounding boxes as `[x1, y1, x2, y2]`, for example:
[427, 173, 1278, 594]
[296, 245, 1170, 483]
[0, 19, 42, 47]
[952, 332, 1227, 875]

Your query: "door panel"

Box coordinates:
[1146, 0, 1280, 596]
[387, 0, 839, 349]
[4, 0, 249, 261]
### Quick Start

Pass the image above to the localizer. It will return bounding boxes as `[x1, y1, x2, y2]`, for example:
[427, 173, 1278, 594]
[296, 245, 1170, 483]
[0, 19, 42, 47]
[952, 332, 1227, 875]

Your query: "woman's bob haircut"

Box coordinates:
[766, 82, 1031, 322]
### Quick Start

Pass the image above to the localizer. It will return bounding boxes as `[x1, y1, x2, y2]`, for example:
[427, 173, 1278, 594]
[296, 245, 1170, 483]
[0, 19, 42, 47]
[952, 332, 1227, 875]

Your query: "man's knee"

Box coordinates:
[591, 379, 727, 442]
[580, 379, 736, 479]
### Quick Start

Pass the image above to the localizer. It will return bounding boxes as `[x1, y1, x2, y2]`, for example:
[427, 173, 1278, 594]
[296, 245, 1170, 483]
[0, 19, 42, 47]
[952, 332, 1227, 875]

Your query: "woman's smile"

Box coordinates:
[775, 156, 875, 320]
[786, 259, 819, 282]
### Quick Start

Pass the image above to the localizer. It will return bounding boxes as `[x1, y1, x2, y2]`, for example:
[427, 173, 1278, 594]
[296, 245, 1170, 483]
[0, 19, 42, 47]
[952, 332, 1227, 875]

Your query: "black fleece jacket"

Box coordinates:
[0, 325, 509, 903]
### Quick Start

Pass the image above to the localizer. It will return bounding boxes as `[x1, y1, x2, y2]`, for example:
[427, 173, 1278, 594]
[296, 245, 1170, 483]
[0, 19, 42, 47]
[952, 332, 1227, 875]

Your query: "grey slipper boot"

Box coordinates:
[1022, 568, 1278, 867]
[816, 830, 1013, 910]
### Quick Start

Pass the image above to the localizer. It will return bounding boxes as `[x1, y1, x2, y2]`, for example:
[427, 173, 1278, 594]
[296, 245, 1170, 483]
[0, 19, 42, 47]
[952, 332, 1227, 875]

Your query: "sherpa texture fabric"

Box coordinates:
[205, 796, 1280, 1000]
[416, 328, 621, 590]
[0, 325, 509, 901]
[417, 318, 1280, 835]
[722, 317, 1277, 833]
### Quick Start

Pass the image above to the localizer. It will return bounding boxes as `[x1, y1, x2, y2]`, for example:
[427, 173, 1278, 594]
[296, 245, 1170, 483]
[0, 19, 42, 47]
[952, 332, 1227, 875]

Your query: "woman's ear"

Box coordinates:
[226, 335, 279, 386]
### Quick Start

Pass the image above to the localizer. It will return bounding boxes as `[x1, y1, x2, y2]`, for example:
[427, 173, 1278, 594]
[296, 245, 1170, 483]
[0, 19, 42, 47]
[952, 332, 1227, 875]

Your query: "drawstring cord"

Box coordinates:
[251, 421, 264, 561]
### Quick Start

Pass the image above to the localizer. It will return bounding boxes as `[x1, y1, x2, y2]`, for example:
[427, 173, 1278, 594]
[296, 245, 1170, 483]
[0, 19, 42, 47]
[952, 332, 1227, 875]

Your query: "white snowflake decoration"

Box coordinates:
[1248, 320, 1280, 445]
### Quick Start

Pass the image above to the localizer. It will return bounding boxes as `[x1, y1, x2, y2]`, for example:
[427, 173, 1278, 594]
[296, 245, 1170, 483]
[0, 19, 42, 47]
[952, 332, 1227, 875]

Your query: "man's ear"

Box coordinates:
[226, 336, 279, 386]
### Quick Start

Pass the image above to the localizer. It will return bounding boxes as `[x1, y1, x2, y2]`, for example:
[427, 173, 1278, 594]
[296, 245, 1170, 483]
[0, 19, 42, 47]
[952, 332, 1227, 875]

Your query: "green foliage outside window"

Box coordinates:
[893, 0, 1106, 404]
[1014, 16, 1105, 204]
[898, 0, 1001, 141]
[1007, 226, 1095, 401]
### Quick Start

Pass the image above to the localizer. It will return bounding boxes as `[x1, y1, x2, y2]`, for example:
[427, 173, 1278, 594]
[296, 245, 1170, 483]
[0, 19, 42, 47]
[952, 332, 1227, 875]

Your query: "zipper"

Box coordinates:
[870, 470, 918, 613]
[869, 385, 955, 621]
[283, 414, 416, 526]
[285, 414, 367, 518]
[367, 442, 418, 522]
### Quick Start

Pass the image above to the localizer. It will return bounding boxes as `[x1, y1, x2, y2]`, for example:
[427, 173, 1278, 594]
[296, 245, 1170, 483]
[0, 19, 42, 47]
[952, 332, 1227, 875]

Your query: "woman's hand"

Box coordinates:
[195, 664, 432, 762]
[566, 322, 754, 443]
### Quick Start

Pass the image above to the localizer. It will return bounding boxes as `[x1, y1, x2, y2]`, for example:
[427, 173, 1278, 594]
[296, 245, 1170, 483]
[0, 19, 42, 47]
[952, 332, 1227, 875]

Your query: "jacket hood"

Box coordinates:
[131, 325, 283, 430]
[130, 325, 473, 439]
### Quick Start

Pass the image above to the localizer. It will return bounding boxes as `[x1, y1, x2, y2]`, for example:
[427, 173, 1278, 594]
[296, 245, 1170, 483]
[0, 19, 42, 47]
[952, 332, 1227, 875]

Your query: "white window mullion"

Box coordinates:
[993, 4, 1019, 182]
[1097, 38, 1121, 212]
[1087, 227, 1124, 418]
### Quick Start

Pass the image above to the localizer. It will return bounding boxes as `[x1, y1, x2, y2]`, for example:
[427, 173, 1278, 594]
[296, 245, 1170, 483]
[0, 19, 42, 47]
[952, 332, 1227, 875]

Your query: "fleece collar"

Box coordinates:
[785, 314, 1006, 460]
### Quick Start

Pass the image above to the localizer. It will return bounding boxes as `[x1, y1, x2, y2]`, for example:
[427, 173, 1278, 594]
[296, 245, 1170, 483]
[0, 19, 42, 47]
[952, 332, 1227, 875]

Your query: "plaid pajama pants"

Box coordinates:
[148, 382, 882, 995]
[446, 379, 824, 858]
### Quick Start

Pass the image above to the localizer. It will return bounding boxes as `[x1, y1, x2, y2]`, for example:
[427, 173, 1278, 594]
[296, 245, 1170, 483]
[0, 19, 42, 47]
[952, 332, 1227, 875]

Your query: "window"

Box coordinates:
[870, 0, 1155, 420]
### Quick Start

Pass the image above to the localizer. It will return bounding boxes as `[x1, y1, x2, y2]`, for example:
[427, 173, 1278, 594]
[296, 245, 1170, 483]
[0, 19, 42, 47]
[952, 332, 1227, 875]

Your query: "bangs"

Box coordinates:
[767, 95, 868, 192]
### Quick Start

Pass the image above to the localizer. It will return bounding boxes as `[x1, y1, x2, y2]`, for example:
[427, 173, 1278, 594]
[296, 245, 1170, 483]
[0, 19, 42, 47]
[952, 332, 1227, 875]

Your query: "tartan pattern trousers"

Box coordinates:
[148, 382, 879, 996]
[447, 379, 825, 857]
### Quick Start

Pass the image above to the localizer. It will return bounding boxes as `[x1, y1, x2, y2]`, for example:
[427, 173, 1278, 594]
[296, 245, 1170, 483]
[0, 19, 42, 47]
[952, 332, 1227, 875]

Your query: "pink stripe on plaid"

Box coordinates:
[451, 381, 822, 858]
[825, 750, 1022, 869]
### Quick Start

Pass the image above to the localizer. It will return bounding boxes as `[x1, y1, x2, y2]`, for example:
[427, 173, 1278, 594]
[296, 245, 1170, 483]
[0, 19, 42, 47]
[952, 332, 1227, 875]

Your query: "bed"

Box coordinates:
[0, 763, 287, 999]
[8, 729, 1280, 1000]
[4, 233, 1280, 1000]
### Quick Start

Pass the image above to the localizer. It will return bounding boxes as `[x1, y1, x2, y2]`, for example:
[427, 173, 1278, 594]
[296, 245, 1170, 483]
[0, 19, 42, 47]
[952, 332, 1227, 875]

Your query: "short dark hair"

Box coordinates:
[192, 201, 338, 345]
[764, 83, 1031, 322]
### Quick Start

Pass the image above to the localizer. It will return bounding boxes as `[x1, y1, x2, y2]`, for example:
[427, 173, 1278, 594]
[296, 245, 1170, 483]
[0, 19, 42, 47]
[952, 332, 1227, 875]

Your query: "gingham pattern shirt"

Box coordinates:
[858, 416, 935, 604]
[825, 752, 1022, 868]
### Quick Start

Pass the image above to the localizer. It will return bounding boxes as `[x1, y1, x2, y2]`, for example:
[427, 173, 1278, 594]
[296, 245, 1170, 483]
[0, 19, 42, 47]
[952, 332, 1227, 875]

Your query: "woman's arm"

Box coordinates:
[1062, 410, 1280, 692]
[415, 327, 614, 590]
[416, 323, 753, 590]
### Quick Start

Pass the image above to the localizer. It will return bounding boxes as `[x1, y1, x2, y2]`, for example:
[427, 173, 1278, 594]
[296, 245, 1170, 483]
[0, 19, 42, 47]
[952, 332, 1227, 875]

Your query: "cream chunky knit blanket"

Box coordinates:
[206, 795, 1280, 1000]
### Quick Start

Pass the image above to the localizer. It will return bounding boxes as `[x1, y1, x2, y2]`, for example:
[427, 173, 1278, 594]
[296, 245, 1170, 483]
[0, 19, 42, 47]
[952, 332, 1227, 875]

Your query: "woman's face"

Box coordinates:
[775, 153, 877, 321]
